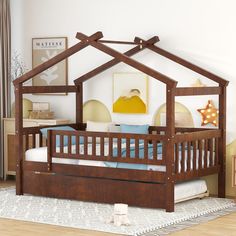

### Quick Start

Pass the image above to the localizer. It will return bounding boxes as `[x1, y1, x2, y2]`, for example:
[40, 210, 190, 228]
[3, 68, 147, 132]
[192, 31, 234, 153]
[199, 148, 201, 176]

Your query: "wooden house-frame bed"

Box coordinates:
[13, 31, 228, 212]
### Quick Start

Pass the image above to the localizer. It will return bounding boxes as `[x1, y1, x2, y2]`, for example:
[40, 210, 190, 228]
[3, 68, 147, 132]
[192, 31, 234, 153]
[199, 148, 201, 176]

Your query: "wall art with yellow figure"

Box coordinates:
[113, 73, 148, 114]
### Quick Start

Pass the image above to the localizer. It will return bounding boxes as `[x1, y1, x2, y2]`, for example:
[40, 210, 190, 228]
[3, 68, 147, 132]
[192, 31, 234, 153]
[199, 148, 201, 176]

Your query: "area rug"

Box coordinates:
[0, 187, 235, 236]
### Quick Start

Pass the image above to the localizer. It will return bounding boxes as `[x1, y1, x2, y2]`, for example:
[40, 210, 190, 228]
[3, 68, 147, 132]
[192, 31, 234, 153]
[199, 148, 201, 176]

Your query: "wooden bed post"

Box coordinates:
[15, 84, 23, 195]
[76, 82, 83, 123]
[218, 85, 227, 197]
[165, 85, 176, 212]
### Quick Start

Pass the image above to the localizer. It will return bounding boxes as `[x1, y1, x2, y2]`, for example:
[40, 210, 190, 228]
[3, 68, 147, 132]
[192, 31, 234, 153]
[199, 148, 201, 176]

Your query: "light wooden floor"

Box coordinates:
[0, 181, 235, 236]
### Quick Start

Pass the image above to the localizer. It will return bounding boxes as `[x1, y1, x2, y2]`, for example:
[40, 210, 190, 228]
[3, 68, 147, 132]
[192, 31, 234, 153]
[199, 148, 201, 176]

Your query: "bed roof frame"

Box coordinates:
[13, 31, 228, 199]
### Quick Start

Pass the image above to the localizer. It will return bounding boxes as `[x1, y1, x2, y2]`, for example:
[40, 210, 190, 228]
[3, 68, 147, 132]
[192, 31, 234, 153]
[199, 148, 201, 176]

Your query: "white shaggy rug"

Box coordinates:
[0, 187, 235, 236]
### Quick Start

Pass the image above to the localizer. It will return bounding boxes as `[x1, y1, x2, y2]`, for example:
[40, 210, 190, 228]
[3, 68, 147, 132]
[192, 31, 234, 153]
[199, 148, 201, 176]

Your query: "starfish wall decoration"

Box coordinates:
[197, 100, 219, 126]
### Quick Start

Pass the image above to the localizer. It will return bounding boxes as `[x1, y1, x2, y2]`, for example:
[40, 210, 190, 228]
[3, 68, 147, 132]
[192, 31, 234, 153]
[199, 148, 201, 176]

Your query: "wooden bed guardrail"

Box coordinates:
[173, 129, 221, 180]
[48, 130, 167, 166]
[40, 128, 220, 174]
[21, 124, 219, 155]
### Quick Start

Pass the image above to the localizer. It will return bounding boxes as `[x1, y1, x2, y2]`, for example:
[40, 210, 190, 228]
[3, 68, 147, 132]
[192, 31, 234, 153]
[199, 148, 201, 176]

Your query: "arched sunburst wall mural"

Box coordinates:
[153, 102, 194, 127]
[83, 100, 111, 123]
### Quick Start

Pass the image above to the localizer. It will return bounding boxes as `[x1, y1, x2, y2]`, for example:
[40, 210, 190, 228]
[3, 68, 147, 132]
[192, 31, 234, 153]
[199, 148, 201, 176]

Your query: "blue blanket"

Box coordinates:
[105, 143, 163, 170]
[112, 143, 163, 159]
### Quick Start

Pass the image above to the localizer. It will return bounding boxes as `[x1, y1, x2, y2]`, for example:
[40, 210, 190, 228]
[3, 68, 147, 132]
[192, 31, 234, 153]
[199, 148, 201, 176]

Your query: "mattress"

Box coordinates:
[25, 143, 214, 173]
[174, 179, 207, 202]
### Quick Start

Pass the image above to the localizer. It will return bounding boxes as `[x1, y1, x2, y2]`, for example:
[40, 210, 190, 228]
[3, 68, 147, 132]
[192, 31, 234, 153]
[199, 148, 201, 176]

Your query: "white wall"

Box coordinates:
[11, 0, 236, 143]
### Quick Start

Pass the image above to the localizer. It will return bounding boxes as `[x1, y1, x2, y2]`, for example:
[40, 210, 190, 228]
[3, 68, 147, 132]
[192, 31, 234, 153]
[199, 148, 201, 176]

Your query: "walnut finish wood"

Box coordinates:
[23, 172, 166, 209]
[13, 31, 228, 212]
[135, 37, 229, 86]
[74, 36, 159, 84]
[76, 32, 177, 87]
[22, 86, 77, 94]
[175, 87, 222, 96]
[218, 86, 227, 197]
[15, 84, 23, 195]
[23, 162, 166, 183]
[13, 32, 103, 86]
[98, 38, 159, 45]
[76, 82, 83, 123]
[165, 85, 175, 212]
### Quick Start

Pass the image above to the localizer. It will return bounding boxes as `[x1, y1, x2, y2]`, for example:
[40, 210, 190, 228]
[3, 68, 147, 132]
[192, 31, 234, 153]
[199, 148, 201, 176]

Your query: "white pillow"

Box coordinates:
[86, 121, 112, 143]
[109, 124, 121, 133]
[86, 120, 112, 132]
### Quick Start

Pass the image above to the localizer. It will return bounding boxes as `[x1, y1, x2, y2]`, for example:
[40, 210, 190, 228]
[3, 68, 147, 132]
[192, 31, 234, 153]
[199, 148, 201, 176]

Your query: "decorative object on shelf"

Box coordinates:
[32, 102, 50, 111]
[32, 37, 68, 95]
[191, 78, 206, 87]
[113, 72, 148, 114]
[11, 98, 33, 118]
[197, 100, 219, 126]
[28, 102, 54, 119]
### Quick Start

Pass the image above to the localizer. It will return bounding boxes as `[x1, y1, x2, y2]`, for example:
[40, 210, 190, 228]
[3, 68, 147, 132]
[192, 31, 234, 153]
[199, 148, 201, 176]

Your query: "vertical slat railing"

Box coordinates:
[25, 134, 29, 150]
[32, 134, 36, 148]
[60, 135, 64, 153]
[100, 137, 104, 157]
[109, 137, 113, 158]
[39, 133, 43, 147]
[181, 142, 185, 173]
[187, 141, 191, 171]
[48, 130, 166, 167]
[117, 138, 121, 157]
[209, 138, 213, 167]
[144, 139, 148, 161]
[92, 136, 96, 156]
[126, 138, 130, 159]
[68, 135, 72, 154]
[215, 138, 219, 166]
[135, 139, 139, 159]
[175, 143, 179, 174]
[84, 136, 88, 156]
[198, 140, 203, 169]
[153, 140, 157, 161]
[193, 140, 197, 171]
[47, 130, 52, 171]
[76, 136, 80, 155]
[204, 139, 208, 169]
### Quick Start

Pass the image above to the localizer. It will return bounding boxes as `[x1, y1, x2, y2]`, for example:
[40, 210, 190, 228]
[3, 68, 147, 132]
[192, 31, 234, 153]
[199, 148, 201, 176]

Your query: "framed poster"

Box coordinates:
[32, 37, 68, 94]
[113, 72, 148, 114]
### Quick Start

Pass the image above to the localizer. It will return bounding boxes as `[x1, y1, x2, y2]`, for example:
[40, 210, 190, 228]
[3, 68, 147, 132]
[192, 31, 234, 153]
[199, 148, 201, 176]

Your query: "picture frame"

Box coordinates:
[32, 37, 68, 95]
[113, 72, 148, 114]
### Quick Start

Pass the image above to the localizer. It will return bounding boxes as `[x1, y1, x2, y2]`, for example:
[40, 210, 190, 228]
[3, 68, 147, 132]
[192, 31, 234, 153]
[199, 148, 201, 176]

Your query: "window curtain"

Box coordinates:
[0, 0, 11, 178]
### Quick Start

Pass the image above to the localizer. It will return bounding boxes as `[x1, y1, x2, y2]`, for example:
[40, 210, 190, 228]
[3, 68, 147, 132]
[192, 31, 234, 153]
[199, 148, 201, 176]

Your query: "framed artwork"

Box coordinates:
[113, 72, 148, 114]
[32, 37, 68, 94]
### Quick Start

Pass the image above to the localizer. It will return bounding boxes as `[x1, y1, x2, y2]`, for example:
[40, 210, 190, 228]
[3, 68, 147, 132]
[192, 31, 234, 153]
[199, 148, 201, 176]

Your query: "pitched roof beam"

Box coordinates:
[22, 85, 77, 94]
[13, 31, 103, 86]
[135, 37, 229, 87]
[98, 38, 159, 45]
[74, 36, 159, 85]
[76, 32, 177, 87]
